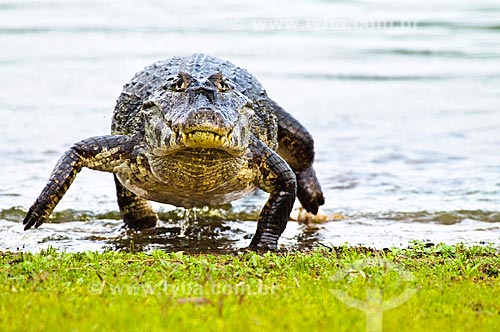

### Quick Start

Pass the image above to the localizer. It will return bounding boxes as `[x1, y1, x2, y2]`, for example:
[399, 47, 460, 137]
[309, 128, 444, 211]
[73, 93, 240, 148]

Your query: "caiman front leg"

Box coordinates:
[23, 135, 139, 230]
[249, 138, 297, 250]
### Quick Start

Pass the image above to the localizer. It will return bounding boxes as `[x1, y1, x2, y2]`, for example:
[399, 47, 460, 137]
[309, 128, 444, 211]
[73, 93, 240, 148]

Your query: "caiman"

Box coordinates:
[23, 53, 324, 250]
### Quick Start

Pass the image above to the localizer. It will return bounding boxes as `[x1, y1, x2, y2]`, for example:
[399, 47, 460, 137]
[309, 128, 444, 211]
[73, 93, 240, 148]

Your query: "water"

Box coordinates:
[1, 0, 500, 253]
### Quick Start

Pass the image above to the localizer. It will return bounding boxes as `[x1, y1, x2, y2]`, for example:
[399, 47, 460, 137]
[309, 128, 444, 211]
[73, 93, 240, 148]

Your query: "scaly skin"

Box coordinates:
[23, 54, 324, 250]
[23, 135, 138, 229]
[249, 138, 297, 250]
[272, 102, 325, 214]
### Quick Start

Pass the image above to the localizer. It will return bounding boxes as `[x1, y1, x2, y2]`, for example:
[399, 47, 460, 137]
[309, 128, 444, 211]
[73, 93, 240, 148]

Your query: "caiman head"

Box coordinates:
[142, 71, 254, 157]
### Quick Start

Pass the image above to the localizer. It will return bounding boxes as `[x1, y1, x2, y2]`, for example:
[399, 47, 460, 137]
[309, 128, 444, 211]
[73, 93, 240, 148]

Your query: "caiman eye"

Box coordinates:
[209, 72, 233, 93]
[170, 76, 188, 92]
[167, 72, 192, 92]
[215, 79, 233, 92]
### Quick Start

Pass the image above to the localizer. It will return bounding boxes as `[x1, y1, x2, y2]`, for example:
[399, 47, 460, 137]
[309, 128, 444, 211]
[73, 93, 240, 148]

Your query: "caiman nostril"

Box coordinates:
[181, 108, 231, 136]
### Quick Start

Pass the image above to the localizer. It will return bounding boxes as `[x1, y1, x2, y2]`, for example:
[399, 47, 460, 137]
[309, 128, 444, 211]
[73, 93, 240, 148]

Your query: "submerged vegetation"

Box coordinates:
[1, 243, 499, 331]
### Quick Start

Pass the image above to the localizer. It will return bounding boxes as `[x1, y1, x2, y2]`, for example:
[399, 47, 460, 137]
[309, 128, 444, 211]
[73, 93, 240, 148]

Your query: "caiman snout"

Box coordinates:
[174, 108, 236, 149]
[181, 108, 232, 135]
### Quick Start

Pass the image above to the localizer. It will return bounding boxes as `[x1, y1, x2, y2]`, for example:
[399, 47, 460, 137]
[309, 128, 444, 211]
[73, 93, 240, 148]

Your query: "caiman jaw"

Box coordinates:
[178, 129, 233, 149]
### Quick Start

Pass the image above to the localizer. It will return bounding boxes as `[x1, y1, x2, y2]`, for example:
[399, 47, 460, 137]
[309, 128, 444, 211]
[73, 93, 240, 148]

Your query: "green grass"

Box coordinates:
[1, 243, 500, 332]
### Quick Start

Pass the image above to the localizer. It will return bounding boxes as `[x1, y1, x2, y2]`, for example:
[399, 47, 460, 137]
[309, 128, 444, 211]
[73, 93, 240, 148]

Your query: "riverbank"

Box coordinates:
[1, 243, 499, 331]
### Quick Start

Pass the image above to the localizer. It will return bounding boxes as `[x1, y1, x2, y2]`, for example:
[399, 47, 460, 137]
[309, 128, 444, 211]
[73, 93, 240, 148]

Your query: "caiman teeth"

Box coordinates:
[180, 130, 230, 147]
